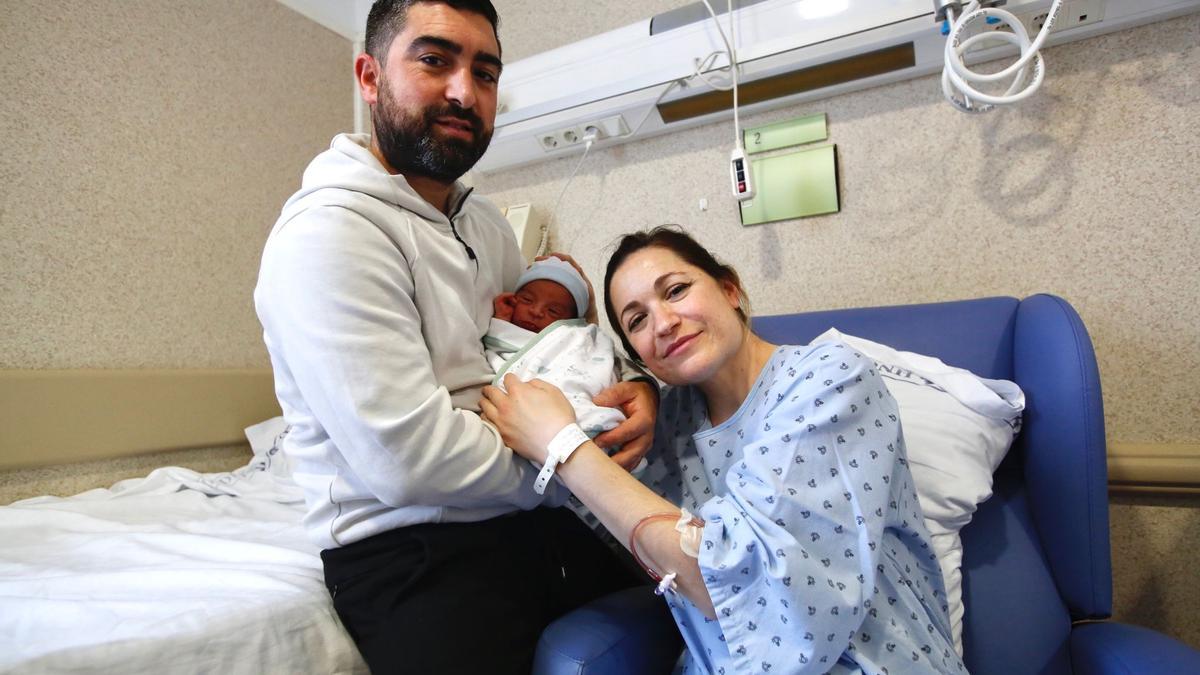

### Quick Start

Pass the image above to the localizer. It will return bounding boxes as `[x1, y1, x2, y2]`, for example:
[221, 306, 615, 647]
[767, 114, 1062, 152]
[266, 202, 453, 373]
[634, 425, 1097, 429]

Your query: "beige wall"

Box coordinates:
[0, 1, 346, 497]
[0, 0, 351, 369]
[476, 12, 1200, 446]
[492, 0, 685, 61]
[1111, 493, 1200, 648]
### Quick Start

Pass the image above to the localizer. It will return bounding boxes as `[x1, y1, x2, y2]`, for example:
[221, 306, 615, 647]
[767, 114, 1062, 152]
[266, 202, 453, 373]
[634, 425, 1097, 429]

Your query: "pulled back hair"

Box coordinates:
[365, 0, 501, 63]
[603, 226, 751, 364]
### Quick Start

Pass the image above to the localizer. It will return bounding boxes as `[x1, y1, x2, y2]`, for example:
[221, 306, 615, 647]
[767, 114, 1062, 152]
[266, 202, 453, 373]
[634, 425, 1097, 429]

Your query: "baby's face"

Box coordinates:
[510, 279, 576, 332]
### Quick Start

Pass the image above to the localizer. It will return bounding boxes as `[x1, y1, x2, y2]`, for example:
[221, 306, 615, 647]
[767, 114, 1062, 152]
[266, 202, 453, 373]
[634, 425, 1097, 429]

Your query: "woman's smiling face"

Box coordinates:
[609, 246, 746, 386]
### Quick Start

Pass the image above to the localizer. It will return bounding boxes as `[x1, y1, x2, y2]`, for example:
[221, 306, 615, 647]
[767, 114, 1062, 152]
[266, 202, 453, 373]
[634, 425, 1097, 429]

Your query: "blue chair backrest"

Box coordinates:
[753, 295, 1111, 675]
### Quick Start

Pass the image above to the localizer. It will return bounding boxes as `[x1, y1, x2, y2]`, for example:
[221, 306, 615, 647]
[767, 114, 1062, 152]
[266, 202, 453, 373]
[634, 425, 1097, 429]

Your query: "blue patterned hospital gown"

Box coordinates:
[640, 341, 966, 675]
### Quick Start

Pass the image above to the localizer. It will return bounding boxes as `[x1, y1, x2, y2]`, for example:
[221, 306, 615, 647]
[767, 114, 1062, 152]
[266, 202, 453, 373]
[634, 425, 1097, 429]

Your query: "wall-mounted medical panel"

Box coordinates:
[739, 143, 840, 226]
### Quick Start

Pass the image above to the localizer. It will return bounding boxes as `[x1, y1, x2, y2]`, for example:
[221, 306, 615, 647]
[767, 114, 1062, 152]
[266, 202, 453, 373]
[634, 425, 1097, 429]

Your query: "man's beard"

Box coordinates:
[372, 79, 492, 184]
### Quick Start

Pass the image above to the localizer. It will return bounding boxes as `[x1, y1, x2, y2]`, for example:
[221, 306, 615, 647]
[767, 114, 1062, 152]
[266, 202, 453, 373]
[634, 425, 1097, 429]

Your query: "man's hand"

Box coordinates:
[536, 252, 598, 324]
[592, 380, 658, 472]
[493, 292, 517, 322]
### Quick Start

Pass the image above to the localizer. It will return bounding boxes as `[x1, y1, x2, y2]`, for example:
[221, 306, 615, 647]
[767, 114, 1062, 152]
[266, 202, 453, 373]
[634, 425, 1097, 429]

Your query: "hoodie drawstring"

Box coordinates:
[447, 189, 479, 273]
[448, 219, 478, 271]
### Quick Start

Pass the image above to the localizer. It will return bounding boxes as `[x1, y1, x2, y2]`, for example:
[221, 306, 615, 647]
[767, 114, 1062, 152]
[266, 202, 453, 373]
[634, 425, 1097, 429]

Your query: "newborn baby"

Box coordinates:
[485, 257, 626, 441]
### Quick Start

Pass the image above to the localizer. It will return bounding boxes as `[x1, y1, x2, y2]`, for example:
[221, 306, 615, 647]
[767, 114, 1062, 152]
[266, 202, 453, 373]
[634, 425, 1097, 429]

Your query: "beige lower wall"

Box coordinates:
[1111, 493, 1200, 648]
[0, 369, 279, 469]
[1109, 443, 1200, 492]
[0, 444, 248, 506]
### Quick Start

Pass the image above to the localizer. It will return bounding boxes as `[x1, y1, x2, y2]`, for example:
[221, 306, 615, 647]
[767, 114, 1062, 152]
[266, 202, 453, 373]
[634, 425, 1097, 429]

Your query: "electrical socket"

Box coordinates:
[537, 126, 589, 152]
[1020, 0, 1106, 36]
[1064, 0, 1106, 29]
[587, 115, 629, 138]
[538, 115, 631, 153]
[1028, 11, 1051, 33]
[963, 15, 1017, 52]
[986, 18, 1014, 32]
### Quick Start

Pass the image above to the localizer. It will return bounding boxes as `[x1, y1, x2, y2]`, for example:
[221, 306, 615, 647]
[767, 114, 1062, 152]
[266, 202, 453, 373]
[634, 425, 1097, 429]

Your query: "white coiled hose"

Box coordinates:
[941, 0, 1065, 113]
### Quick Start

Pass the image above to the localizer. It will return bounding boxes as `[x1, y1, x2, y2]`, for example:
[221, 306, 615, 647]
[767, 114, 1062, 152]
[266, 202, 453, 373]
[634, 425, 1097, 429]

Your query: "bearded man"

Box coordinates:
[253, 2, 657, 672]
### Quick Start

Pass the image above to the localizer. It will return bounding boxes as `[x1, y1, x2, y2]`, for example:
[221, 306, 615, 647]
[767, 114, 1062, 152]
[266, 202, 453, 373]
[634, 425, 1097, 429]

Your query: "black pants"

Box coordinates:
[321, 507, 644, 675]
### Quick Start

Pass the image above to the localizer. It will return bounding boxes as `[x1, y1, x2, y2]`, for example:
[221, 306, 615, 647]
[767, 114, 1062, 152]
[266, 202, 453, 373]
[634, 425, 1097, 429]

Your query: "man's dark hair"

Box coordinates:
[366, 0, 501, 63]
[603, 225, 752, 364]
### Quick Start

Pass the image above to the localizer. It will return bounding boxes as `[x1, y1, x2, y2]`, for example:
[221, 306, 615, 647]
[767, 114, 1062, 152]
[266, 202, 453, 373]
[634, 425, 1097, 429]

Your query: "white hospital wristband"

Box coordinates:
[533, 423, 589, 495]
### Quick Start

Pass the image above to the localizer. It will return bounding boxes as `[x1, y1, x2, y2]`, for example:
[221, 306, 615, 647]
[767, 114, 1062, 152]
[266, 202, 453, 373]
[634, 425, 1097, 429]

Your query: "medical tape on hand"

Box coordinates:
[533, 423, 589, 495]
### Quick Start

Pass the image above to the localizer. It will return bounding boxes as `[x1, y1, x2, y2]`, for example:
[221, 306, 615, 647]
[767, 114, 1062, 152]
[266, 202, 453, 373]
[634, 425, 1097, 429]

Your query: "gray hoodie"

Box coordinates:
[255, 133, 564, 549]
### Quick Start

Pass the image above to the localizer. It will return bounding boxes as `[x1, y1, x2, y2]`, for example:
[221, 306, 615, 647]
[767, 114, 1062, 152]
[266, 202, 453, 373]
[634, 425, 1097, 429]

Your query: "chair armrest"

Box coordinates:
[1071, 621, 1200, 674]
[532, 586, 682, 675]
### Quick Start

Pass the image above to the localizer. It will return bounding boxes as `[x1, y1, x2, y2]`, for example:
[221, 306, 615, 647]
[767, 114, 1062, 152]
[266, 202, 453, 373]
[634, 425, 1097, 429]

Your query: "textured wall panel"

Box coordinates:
[474, 14, 1200, 444]
[0, 0, 351, 369]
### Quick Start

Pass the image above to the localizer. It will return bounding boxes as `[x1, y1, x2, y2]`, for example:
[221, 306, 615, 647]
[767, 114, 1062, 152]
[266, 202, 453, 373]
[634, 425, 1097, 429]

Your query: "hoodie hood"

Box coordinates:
[282, 133, 473, 226]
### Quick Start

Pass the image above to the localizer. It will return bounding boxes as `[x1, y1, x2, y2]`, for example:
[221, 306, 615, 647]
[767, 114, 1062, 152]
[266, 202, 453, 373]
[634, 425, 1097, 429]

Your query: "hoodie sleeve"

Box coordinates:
[257, 206, 557, 512]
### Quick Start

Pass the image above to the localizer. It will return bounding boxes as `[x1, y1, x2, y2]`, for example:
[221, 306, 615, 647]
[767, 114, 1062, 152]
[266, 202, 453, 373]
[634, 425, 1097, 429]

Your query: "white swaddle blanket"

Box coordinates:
[485, 318, 625, 436]
[486, 318, 640, 535]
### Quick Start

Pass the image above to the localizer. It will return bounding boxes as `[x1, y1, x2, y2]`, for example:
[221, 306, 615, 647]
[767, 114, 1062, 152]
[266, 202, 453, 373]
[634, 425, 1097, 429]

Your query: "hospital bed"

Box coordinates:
[0, 419, 368, 674]
[535, 294, 1200, 674]
[4, 295, 1198, 674]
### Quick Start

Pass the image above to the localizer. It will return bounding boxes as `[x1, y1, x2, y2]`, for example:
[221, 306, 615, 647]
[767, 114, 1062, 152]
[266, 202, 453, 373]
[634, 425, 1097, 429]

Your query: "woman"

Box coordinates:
[481, 227, 965, 674]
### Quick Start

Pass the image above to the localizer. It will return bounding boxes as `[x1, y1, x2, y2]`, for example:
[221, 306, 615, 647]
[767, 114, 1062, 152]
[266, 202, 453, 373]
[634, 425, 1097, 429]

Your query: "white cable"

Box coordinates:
[941, 0, 1064, 113]
[628, 79, 683, 137]
[539, 132, 597, 256]
[562, 2, 746, 211]
[691, 50, 734, 91]
[728, 0, 742, 150]
[698, 0, 743, 149]
[624, 2, 742, 145]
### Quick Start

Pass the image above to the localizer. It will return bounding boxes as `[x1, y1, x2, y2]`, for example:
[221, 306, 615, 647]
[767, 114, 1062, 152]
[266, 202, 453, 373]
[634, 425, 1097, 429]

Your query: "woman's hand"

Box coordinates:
[593, 380, 658, 471]
[480, 374, 577, 465]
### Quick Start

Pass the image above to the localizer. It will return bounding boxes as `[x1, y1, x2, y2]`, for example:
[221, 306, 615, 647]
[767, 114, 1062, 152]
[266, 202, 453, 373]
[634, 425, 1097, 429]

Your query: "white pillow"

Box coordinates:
[244, 416, 293, 478]
[811, 329, 1024, 655]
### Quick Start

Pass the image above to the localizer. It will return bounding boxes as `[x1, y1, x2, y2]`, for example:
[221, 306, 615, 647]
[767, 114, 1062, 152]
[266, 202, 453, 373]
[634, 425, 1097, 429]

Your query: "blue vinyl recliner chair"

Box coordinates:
[534, 295, 1200, 674]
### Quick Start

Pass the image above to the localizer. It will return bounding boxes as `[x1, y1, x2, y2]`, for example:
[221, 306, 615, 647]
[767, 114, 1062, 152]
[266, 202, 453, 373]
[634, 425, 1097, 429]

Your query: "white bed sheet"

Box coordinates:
[0, 433, 367, 675]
